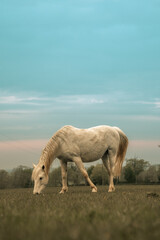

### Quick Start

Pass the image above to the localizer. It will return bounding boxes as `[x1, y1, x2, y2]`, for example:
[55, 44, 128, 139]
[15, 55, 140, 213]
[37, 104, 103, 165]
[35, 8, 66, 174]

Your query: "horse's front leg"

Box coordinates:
[59, 160, 68, 194]
[73, 157, 97, 193]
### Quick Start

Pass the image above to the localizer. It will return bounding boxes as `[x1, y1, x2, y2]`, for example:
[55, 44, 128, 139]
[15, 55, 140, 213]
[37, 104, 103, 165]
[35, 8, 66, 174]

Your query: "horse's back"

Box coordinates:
[57, 125, 120, 162]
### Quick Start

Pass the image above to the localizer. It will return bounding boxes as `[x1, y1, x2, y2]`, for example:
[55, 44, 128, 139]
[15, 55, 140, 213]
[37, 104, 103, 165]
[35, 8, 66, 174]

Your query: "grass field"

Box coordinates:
[0, 185, 160, 240]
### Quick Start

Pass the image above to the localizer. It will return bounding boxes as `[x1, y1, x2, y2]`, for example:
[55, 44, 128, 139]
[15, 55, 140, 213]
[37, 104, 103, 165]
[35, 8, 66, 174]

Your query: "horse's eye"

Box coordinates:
[39, 177, 43, 180]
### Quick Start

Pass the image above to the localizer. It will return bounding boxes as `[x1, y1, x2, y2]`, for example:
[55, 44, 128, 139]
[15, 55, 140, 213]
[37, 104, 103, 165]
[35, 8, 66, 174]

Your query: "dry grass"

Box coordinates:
[0, 185, 160, 240]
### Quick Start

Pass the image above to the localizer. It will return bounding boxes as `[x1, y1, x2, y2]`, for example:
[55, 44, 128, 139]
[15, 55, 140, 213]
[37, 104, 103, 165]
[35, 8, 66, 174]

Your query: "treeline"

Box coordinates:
[122, 158, 160, 183]
[0, 159, 160, 189]
[0, 166, 33, 189]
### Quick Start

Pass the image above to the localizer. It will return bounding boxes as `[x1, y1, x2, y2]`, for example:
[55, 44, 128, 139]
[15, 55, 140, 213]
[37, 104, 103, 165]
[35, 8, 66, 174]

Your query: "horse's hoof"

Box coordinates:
[59, 188, 68, 194]
[92, 188, 97, 193]
[108, 188, 115, 193]
[59, 190, 64, 194]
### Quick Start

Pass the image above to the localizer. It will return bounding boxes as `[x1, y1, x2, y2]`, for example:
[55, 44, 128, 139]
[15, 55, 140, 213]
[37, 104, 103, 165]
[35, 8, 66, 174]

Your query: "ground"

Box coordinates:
[0, 185, 160, 240]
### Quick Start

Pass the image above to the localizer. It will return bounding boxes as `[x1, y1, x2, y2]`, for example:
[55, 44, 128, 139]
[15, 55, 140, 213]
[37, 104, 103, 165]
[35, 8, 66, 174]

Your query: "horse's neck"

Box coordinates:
[40, 137, 59, 174]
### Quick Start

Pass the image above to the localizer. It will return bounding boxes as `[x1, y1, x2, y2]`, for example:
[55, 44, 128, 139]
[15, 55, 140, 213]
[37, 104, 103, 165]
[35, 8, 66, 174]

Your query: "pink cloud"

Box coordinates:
[129, 140, 160, 149]
[0, 139, 159, 152]
[0, 139, 159, 168]
[0, 139, 48, 151]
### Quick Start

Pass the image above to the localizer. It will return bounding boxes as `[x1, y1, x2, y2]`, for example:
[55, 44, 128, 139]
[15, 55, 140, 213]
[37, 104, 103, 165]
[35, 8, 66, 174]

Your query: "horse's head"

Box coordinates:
[32, 164, 48, 194]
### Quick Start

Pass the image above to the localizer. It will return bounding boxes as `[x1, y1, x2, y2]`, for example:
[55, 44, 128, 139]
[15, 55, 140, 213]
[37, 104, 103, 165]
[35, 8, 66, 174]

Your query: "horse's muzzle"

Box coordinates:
[33, 192, 40, 195]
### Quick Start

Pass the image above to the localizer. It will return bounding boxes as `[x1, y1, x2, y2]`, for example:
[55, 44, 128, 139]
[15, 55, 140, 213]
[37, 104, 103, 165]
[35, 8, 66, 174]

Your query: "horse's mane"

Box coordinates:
[40, 134, 59, 175]
[39, 126, 71, 174]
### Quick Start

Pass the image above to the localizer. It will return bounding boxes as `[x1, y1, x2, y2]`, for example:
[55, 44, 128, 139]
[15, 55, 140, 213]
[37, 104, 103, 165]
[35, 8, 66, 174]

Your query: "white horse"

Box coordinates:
[32, 125, 128, 194]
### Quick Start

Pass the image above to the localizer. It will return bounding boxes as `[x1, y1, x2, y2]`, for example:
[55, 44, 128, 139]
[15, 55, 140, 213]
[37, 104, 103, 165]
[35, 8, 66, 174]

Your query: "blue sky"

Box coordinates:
[0, 0, 160, 169]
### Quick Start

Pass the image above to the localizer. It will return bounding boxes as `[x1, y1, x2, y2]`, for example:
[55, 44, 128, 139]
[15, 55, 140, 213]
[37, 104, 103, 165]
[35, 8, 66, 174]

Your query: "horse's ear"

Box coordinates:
[33, 163, 36, 168]
[42, 165, 45, 170]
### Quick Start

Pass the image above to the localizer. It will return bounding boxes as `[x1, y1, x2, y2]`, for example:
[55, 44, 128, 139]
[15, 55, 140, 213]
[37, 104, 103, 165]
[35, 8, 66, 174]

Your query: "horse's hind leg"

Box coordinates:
[102, 149, 116, 192]
[73, 157, 97, 192]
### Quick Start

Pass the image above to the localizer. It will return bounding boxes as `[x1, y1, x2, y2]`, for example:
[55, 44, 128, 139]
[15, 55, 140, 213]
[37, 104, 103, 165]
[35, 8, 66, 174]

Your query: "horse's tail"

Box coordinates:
[114, 127, 128, 177]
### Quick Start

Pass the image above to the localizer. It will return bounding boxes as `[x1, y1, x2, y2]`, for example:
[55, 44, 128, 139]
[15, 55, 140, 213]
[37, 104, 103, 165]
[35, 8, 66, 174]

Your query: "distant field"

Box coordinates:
[0, 185, 160, 240]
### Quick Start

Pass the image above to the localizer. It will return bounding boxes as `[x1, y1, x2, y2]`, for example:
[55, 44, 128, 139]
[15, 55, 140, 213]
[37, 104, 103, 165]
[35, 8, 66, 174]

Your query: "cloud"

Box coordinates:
[0, 110, 40, 119]
[0, 92, 105, 106]
[0, 96, 43, 105]
[127, 139, 160, 164]
[133, 99, 160, 109]
[54, 95, 104, 104]
[0, 110, 39, 114]
[0, 139, 160, 169]
[1, 138, 159, 152]
[0, 92, 107, 121]
[124, 115, 160, 121]
[129, 140, 160, 149]
[155, 101, 160, 108]
[0, 139, 48, 151]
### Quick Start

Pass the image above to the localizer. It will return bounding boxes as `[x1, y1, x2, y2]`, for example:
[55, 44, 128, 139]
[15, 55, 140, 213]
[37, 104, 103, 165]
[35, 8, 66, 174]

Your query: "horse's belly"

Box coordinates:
[74, 135, 108, 162]
[80, 147, 107, 163]
[81, 156, 101, 163]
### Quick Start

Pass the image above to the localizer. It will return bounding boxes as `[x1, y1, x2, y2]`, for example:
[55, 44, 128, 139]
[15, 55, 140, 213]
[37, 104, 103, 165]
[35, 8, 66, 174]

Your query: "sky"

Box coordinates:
[0, 0, 160, 169]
